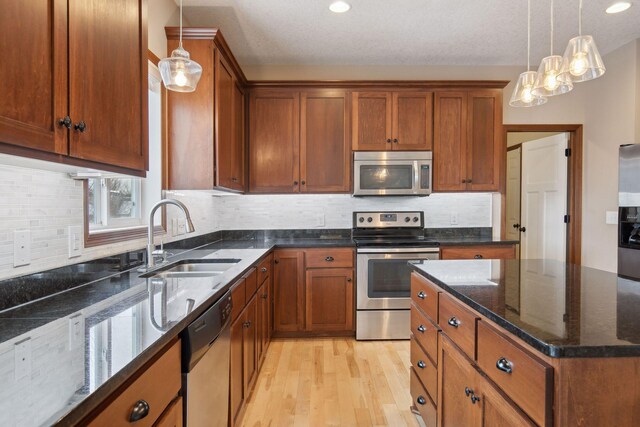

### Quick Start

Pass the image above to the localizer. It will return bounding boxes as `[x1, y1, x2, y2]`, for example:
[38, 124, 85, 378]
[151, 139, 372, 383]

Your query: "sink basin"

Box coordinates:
[142, 258, 241, 279]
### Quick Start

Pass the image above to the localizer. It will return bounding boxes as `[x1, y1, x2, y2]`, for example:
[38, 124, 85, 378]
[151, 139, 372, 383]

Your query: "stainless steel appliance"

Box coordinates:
[182, 291, 232, 426]
[619, 145, 640, 280]
[353, 151, 432, 196]
[353, 211, 439, 340]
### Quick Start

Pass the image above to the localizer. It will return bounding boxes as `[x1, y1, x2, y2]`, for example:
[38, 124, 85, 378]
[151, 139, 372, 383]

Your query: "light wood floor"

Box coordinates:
[241, 338, 420, 427]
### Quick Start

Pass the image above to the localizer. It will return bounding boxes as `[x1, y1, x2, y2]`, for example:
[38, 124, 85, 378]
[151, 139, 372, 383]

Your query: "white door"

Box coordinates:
[506, 148, 522, 242]
[520, 134, 568, 261]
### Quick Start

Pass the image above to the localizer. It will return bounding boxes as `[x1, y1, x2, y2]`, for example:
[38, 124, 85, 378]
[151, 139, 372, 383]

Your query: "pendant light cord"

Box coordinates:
[527, 0, 531, 71]
[179, 0, 183, 48]
[550, 0, 554, 55]
[579, 0, 583, 35]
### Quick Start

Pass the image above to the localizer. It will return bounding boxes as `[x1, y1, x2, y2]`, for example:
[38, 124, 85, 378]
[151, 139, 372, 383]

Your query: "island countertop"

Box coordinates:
[410, 259, 640, 358]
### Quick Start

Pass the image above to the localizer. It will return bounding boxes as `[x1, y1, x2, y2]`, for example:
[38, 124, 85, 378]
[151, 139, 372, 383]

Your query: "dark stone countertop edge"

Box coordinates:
[436, 239, 519, 246]
[409, 264, 640, 359]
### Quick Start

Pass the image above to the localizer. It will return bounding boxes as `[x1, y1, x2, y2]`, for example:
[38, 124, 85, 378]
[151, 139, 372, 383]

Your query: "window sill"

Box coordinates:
[85, 225, 165, 248]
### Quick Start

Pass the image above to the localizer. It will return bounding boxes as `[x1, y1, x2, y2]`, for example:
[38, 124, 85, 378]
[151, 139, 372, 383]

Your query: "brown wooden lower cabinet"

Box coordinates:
[274, 248, 355, 336]
[440, 244, 516, 260]
[243, 295, 259, 395]
[155, 396, 183, 427]
[229, 313, 245, 425]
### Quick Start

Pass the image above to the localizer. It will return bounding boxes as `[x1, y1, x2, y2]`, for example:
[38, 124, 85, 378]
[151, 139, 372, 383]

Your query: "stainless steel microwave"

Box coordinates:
[353, 151, 432, 196]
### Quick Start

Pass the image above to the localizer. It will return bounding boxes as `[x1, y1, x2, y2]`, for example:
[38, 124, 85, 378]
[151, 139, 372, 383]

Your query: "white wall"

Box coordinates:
[148, 0, 180, 58]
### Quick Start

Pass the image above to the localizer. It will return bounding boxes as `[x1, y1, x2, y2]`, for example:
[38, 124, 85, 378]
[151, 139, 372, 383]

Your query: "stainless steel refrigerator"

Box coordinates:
[618, 144, 640, 279]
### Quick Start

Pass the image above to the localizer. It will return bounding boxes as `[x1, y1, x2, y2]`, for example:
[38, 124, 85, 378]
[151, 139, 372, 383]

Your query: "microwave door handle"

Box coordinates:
[414, 160, 420, 194]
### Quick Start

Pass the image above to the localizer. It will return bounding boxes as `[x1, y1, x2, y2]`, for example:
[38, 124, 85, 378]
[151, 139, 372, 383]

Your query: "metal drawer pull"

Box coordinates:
[465, 387, 473, 397]
[496, 357, 513, 374]
[471, 395, 480, 404]
[417, 324, 426, 333]
[417, 360, 426, 369]
[447, 317, 460, 328]
[416, 396, 426, 405]
[417, 291, 426, 299]
[129, 400, 150, 422]
[260, 267, 267, 273]
[474, 254, 483, 259]
[325, 256, 334, 262]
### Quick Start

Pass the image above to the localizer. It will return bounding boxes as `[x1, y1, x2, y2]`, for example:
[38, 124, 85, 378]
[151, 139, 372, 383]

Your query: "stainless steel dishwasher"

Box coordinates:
[182, 291, 232, 426]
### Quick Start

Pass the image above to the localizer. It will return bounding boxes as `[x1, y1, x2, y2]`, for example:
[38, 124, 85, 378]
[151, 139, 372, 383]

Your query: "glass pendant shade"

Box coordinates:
[559, 35, 606, 83]
[158, 46, 202, 93]
[510, 71, 548, 107]
[532, 55, 573, 97]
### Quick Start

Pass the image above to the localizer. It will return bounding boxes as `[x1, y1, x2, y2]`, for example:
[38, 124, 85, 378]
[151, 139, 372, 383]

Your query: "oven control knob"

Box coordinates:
[359, 217, 365, 223]
[413, 216, 419, 222]
[405, 217, 411, 223]
[367, 217, 373, 223]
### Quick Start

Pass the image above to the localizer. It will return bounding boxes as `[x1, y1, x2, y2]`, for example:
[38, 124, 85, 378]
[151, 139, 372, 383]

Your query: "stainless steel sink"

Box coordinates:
[141, 259, 241, 279]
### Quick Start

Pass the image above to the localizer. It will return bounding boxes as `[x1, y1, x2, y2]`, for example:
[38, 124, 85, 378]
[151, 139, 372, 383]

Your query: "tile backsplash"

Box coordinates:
[0, 161, 492, 280]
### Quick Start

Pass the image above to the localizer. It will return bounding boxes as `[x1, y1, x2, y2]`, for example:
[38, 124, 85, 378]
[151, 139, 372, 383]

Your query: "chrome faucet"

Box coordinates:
[145, 199, 195, 270]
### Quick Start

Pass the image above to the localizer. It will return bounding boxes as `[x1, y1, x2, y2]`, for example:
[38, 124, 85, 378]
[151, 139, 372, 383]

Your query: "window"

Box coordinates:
[84, 54, 164, 246]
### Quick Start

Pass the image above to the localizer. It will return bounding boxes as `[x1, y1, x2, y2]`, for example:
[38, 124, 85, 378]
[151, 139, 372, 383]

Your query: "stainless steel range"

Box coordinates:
[353, 211, 439, 340]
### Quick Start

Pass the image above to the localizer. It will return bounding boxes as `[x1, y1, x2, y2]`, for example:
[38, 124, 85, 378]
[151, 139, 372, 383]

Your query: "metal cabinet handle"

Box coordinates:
[417, 360, 426, 369]
[393, 138, 398, 144]
[417, 291, 426, 299]
[465, 387, 473, 397]
[416, 396, 426, 405]
[468, 179, 473, 183]
[512, 223, 520, 229]
[417, 324, 426, 333]
[293, 181, 299, 186]
[474, 254, 483, 259]
[386, 138, 392, 143]
[325, 256, 334, 262]
[243, 321, 251, 328]
[274, 259, 279, 264]
[519, 226, 527, 233]
[347, 277, 352, 282]
[231, 177, 238, 182]
[261, 267, 268, 273]
[58, 116, 72, 129]
[496, 357, 513, 374]
[462, 179, 467, 183]
[471, 395, 480, 404]
[447, 317, 460, 328]
[129, 400, 150, 422]
[74, 121, 87, 132]
[301, 180, 306, 185]
[261, 293, 268, 299]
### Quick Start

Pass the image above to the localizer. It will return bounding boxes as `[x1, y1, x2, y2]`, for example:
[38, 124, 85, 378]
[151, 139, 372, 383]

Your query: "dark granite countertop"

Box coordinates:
[410, 259, 640, 358]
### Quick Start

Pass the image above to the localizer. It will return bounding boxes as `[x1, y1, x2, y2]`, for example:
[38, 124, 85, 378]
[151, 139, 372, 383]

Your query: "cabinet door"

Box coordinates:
[305, 268, 354, 332]
[352, 92, 392, 151]
[231, 80, 245, 191]
[0, 0, 68, 155]
[68, 0, 147, 171]
[215, 53, 235, 190]
[243, 295, 258, 395]
[230, 316, 244, 424]
[477, 373, 536, 427]
[249, 90, 300, 193]
[300, 90, 351, 193]
[392, 92, 433, 151]
[467, 90, 502, 191]
[155, 396, 183, 427]
[256, 282, 265, 364]
[434, 92, 467, 191]
[440, 337, 481, 427]
[273, 249, 305, 332]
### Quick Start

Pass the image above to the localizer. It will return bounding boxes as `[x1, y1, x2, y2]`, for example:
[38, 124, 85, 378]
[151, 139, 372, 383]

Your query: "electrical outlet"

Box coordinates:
[605, 211, 618, 225]
[68, 313, 84, 351]
[316, 213, 325, 227]
[177, 218, 186, 235]
[14, 338, 31, 382]
[13, 230, 30, 267]
[68, 225, 82, 258]
[450, 212, 459, 225]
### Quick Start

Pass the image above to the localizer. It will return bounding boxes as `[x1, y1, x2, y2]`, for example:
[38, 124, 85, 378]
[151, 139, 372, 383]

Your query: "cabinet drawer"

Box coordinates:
[411, 304, 439, 364]
[440, 245, 516, 260]
[410, 338, 437, 404]
[411, 272, 440, 323]
[477, 321, 552, 427]
[231, 278, 246, 322]
[438, 293, 478, 360]
[305, 248, 353, 268]
[244, 268, 257, 304]
[88, 340, 181, 427]
[410, 368, 437, 427]
[257, 255, 272, 285]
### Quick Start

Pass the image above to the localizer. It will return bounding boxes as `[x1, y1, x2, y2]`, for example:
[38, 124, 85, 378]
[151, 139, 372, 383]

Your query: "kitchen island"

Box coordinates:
[409, 259, 640, 426]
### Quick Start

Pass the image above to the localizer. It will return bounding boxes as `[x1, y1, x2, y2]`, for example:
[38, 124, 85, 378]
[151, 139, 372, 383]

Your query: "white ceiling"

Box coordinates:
[180, 0, 640, 67]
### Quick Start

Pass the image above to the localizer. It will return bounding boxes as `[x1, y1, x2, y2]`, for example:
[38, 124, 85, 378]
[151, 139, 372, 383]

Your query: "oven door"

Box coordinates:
[356, 248, 439, 310]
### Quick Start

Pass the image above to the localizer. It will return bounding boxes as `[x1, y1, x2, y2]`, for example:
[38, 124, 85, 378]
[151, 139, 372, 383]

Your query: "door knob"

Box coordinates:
[519, 226, 527, 232]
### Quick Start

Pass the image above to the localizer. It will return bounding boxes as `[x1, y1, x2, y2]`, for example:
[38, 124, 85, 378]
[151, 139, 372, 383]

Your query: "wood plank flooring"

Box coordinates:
[241, 338, 420, 427]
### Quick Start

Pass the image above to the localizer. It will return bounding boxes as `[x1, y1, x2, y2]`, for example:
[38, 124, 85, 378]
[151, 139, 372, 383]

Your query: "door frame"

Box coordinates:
[502, 124, 583, 265]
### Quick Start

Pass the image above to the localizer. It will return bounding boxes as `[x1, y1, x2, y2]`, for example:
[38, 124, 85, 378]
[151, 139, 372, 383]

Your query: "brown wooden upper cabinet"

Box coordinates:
[0, 0, 148, 173]
[352, 91, 433, 151]
[434, 90, 503, 192]
[249, 89, 350, 193]
[166, 28, 246, 192]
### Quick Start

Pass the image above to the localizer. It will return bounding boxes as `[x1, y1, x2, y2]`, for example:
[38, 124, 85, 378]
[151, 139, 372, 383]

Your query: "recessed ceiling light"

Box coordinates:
[606, 1, 632, 13]
[329, 1, 351, 13]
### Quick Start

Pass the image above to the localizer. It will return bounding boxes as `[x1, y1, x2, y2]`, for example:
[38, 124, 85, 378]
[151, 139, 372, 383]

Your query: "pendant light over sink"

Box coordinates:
[559, 0, 606, 83]
[510, 0, 547, 107]
[158, 0, 202, 92]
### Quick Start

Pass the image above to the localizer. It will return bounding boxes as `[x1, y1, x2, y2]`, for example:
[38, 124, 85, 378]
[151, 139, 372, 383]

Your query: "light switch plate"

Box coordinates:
[68, 225, 82, 258]
[13, 230, 30, 267]
[14, 338, 32, 382]
[605, 211, 618, 225]
[177, 218, 186, 235]
[450, 212, 459, 225]
[68, 313, 84, 351]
